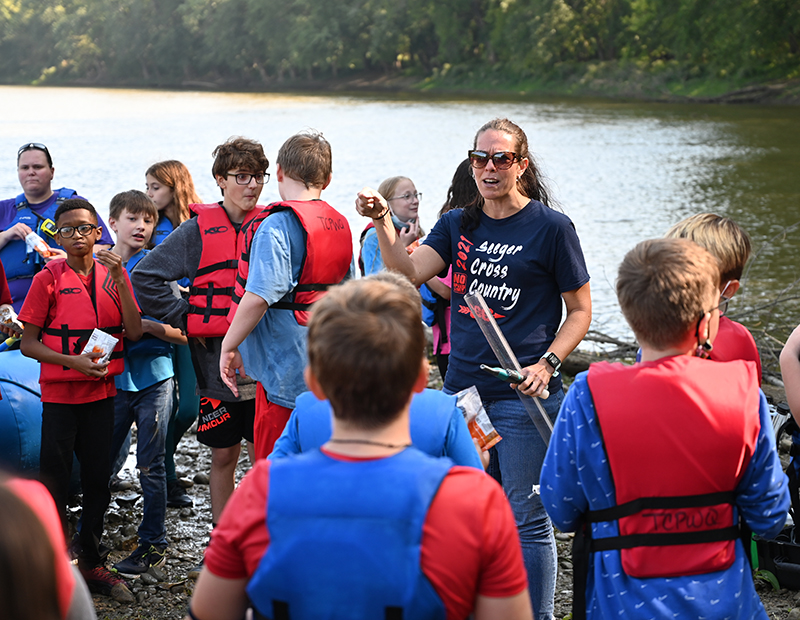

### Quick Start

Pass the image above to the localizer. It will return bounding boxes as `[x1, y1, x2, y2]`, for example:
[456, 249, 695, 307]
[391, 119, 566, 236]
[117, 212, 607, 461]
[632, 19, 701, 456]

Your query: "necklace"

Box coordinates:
[328, 438, 412, 449]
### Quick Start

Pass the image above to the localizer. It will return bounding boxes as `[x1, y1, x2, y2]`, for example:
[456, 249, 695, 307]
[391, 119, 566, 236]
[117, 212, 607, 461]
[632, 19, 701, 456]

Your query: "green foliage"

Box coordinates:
[0, 0, 796, 87]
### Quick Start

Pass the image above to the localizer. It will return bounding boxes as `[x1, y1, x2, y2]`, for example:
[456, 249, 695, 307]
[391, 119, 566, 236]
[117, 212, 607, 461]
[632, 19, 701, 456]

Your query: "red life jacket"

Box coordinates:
[39, 259, 125, 383]
[583, 356, 760, 579]
[187, 204, 259, 337]
[230, 200, 352, 326]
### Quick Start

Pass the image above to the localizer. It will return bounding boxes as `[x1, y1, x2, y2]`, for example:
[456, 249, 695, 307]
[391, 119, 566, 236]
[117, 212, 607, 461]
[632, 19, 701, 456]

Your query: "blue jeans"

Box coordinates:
[484, 389, 563, 620]
[110, 378, 173, 546]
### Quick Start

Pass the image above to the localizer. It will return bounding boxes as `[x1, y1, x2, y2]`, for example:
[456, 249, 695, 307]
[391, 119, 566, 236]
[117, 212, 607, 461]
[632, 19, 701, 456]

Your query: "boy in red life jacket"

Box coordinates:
[130, 138, 269, 575]
[665, 213, 762, 383]
[540, 238, 789, 620]
[18, 198, 143, 602]
[219, 131, 353, 460]
[190, 276, 531, 620]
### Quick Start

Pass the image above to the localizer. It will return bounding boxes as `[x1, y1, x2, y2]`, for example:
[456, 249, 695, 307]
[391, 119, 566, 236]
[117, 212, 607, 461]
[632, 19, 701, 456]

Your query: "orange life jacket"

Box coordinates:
[230, 200, 352, 326]
[582, 356, 760, 579]
[186, 204, 259, 337]
[39, 259, 124, 383]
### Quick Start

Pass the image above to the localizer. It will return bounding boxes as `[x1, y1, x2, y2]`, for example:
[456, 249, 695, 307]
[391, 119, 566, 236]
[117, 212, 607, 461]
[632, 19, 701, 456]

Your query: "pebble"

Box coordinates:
[150, 566, 168, 581]
[555, 532, 572, 541]
[141, 573, 159, 586]
[136, 592, 149, 604]
[193, 472, 210, 485]
[788, 608, 800, 620]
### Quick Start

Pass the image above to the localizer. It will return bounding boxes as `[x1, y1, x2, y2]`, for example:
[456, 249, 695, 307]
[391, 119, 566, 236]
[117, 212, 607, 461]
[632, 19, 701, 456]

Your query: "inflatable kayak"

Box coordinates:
[0, 347, 42, 473]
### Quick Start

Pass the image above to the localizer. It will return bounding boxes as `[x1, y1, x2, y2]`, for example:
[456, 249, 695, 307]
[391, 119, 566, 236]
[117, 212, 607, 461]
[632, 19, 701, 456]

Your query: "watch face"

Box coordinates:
[545, 353, 561, 369]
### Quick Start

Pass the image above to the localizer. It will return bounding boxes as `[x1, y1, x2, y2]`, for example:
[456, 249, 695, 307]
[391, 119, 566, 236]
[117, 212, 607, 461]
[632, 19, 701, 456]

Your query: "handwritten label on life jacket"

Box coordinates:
[316, 215, 345, 231]
[639, 508, 720, 531]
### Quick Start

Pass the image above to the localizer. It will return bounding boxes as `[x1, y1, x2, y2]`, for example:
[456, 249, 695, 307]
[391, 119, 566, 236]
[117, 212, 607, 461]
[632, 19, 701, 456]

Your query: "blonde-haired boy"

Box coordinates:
[665, 212, 761, 382]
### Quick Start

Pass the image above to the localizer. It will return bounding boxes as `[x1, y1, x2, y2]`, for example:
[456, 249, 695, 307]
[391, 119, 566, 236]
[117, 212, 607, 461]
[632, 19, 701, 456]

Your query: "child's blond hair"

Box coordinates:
[665, 213, 751, 282]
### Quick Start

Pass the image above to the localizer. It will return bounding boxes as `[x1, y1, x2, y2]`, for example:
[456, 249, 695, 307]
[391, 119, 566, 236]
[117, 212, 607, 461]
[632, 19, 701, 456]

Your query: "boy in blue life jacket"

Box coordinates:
[104, 190, 189, 575]
[189, 276, 531, 620]
[18, 198, 142, 602]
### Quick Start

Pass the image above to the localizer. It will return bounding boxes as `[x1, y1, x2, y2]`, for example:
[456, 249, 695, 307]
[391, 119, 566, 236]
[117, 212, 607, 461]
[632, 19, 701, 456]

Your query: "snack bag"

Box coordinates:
[0, 305, 23, 335]
[80, 329, 119, 364]
[24, 231, 55, 259]
[455, 385, 502, 451]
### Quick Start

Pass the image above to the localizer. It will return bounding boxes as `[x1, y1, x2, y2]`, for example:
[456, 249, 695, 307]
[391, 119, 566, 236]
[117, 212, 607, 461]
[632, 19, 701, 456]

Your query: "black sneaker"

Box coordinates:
[113, 544, 167, 575]
[80, 566, 134, 602]
[167, 481, 193, 508]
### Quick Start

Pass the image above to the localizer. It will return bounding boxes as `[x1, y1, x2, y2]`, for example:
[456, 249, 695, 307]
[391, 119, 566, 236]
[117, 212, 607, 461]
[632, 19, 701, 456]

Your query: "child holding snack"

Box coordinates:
[104, 190, 188, 575]
[18, 198, 142, 602]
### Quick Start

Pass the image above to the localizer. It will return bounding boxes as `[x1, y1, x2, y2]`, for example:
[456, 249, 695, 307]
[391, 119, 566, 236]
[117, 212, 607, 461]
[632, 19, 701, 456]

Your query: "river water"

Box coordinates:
[1, 86, 798, 356]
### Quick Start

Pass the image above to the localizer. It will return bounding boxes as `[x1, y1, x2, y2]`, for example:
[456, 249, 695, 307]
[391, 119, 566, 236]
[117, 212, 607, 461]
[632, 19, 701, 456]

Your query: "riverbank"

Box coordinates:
[16, 63, 800, 106]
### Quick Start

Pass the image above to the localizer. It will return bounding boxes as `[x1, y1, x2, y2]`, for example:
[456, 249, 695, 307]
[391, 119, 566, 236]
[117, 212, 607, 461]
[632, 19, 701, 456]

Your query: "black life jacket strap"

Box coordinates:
[584, 491, 736, 523]
[589, 524, 740, 552]
[194, 259, 238, 278]
[271, 301, 311, 311]
[253, 601, 403, 620]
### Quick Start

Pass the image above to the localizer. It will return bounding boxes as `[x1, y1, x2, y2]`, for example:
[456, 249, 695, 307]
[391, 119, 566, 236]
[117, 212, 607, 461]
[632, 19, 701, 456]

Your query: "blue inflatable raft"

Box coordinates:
[0, 348, 42, 473]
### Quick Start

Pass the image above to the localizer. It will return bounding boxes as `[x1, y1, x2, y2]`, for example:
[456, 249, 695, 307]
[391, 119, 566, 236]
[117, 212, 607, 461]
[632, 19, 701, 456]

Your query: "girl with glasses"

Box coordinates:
[358, 176, 423, 276]
[356, 118, 592, 620]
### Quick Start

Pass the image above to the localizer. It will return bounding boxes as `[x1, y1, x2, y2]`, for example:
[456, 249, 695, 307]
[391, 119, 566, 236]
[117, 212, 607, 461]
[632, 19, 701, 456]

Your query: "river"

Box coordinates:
[1, 86, 798, 358]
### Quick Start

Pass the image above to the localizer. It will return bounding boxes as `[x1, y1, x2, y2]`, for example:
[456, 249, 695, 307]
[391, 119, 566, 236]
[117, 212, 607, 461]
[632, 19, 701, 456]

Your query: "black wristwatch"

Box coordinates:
[540, 351, 562, 377]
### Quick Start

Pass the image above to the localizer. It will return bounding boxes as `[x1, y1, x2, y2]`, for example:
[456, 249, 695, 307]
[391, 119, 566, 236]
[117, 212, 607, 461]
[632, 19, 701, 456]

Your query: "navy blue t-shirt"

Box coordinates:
[423, 200, 589, 400]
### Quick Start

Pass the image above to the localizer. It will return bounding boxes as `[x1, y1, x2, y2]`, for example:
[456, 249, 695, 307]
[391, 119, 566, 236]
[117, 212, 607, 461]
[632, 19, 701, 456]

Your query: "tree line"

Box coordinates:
[1, 0, 797, 88]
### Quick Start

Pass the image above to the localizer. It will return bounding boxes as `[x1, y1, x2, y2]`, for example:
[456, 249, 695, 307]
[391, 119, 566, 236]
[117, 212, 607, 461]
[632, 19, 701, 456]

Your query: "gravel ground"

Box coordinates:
[84, 373, 800, 620]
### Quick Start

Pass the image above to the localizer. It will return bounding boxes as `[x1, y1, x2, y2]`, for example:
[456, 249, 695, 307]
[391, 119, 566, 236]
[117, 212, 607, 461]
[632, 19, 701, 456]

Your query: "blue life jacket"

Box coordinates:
[1, 188, 76, 283]
[247, 448, 451, 620]
[286, 390, 455, 458]
[151, 216, 174, 247]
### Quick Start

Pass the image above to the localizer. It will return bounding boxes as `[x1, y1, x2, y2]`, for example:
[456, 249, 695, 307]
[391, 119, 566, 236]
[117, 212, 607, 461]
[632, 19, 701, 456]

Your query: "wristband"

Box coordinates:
[372, 206, 390, 220]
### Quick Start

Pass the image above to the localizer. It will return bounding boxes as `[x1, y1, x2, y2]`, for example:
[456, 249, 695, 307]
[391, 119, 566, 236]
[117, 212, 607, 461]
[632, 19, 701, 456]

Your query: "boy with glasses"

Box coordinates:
[131, 137, 268, 574]
[18, 198, 142, 602]
[0, 143, 114, 311]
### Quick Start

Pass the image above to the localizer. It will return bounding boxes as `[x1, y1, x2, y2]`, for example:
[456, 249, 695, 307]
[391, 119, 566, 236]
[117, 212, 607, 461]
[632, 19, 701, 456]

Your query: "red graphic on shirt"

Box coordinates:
[458, 304, 505, 320]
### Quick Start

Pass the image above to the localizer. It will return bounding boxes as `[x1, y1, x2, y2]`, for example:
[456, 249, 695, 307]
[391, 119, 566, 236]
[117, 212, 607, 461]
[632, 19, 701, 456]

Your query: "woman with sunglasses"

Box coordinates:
[356, 118, 591, 620]
[358, 176, 423, 276]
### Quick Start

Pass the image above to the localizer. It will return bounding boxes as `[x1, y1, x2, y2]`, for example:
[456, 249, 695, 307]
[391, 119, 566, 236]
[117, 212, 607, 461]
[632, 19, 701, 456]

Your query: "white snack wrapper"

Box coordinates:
[25, 231, 53, 258]
[80, 328, 119, 364]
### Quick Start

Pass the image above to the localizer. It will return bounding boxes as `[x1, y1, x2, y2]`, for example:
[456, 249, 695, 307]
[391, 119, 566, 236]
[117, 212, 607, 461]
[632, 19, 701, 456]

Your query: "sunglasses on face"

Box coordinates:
[57, 224, 97, 238]
[468, 150, 519, 170]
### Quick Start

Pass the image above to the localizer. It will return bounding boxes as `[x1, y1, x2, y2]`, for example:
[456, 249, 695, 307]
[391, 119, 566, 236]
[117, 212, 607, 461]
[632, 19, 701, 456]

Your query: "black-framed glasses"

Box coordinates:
[389, 192, 422, 202]
[18, 142, 52, 166]
[57, 224, 97, 238]
[227, 172, 270, 185]
[468, 150, 519, 170]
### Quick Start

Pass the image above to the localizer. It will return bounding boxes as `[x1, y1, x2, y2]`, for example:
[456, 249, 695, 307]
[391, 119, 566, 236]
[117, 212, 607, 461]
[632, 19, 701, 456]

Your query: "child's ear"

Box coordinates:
[412, 357, 429, 394]
[275, 164, 284, 183]
[107, 218, 118, 234]
[724, 280, 741, 298]
[304, 366, 327, 400]
[321, 172, 332, 190]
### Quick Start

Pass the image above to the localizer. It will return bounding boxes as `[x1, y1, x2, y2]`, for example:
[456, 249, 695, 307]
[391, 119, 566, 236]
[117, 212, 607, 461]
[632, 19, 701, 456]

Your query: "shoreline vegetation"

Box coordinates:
[5, 68, 800, 106]
[2, 0, 798, 105]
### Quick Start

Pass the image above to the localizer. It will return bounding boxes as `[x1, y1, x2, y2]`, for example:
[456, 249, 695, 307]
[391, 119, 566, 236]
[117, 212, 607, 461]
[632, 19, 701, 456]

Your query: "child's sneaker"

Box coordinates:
[80, 566, 134, 602]
[167, 481, 193, 508]
[113, 544, 167, 575]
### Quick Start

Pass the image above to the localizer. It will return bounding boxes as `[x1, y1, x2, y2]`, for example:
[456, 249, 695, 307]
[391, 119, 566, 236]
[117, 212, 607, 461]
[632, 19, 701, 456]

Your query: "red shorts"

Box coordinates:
[254, 383, 293, 460]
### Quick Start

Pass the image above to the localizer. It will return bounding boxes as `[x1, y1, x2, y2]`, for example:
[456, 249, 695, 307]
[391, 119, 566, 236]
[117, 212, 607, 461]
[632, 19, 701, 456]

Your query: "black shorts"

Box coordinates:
[196, 396, 255, 448]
